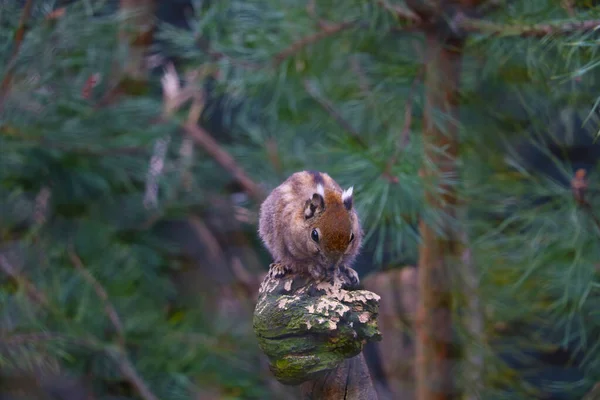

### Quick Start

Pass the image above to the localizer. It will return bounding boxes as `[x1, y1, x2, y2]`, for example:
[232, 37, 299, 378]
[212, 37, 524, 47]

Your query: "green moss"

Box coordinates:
[253, 274, 381, 385]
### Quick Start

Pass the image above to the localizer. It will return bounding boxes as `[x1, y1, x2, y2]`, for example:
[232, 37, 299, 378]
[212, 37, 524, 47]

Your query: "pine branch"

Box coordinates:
[68, 248, 159, 400]
[0, 0, 34, 109]
[0, 332, 93, 347]
[68, 249, 126, 347]
[302, 79, 368, 149]
[380, 2, 600, 39]
[272, 20, 356, 67]
[456, 14, 600, 38]
[197, 37, 261, 70]
[0, 254, 48, 306]
[1, 249, 157, 400]
[1, 126, 150, 156]
[583, 382, 600, 400]
[375, 0, 421, 23]
[111, 351, 160, 400]
[571, 169, 600, 233]
[459, 233, 484, 400]
[382, 68, 422, 184]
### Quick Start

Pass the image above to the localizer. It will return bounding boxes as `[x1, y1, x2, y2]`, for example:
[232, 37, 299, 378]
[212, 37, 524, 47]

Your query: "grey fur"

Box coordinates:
[258, 171, 363, 287]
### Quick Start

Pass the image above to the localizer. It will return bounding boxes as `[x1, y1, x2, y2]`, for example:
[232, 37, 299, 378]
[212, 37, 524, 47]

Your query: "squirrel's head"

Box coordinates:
[303, 184, 362, 267]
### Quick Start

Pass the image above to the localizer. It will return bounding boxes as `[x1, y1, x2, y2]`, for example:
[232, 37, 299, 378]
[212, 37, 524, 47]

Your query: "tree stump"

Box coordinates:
[253, 264, 382, 399]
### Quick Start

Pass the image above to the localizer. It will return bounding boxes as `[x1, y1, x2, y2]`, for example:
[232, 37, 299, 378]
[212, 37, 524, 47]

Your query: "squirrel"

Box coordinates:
[258, 170, 363, 288]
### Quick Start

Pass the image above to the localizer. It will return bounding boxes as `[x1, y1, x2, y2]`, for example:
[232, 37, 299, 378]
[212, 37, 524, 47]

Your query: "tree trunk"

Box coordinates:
[415, 30, 464, 400]
[253, 270, 382, 399]
[300, 353, 379, 400]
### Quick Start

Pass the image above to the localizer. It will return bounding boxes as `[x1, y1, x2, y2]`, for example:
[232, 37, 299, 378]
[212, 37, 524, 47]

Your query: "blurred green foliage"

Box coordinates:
[1, 0, 600, 399]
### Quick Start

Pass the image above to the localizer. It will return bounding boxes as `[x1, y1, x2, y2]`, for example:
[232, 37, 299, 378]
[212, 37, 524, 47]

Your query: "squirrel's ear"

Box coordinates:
[304, 187, 325, 219]
[342, 186, 353, 210]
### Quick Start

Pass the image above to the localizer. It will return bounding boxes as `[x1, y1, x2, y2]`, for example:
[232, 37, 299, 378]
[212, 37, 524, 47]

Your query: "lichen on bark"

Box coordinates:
[253, 265, 382, 386]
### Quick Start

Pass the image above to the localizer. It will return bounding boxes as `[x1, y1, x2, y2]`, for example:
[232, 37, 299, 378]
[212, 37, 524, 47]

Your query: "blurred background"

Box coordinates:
[2, 0, 600, 399]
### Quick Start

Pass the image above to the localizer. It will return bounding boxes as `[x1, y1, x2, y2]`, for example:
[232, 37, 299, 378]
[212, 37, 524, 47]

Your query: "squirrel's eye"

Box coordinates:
[349, 232, 355, 243]
[311, 228, 319, 243]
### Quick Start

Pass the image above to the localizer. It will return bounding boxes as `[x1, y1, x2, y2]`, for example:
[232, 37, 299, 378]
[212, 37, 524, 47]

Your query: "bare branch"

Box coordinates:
[0, 254, 48, 306]
[303, 79, 368, 149]
[183, 123, 265, 202]
[273, 21, 356, 67]
[156, 64, 264, 203]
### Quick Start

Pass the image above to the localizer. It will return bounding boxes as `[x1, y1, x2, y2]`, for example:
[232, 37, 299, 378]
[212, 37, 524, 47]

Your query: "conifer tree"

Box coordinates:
[2, 1, 600, 400]
[1, 1, 270, 399]
[160, 0, 600, 399]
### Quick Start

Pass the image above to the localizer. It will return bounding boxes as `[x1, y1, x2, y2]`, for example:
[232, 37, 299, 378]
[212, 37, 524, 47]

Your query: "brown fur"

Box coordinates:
[258, 171, 363, 286]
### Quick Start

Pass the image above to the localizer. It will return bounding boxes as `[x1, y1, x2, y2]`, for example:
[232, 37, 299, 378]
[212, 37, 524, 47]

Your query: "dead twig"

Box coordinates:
[303, 79, 367, 149]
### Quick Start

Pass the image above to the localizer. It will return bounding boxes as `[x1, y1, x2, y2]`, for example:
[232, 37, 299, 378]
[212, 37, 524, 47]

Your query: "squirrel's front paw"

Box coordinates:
[268, 263, 291, 279]
[339, 265, 360, 289]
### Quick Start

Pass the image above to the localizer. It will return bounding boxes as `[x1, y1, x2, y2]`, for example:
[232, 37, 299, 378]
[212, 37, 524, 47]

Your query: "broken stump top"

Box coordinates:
[253, 266, 382, 386]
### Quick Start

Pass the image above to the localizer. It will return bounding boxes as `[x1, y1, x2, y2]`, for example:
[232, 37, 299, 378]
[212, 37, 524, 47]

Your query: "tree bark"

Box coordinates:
[253, 267, 382, 399]
[415, 30, 464, 400]
[299, 353, 378, 400]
